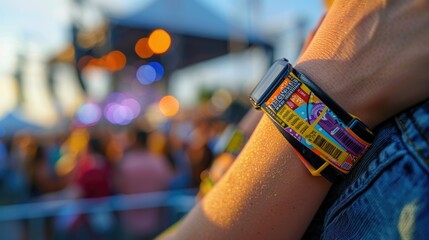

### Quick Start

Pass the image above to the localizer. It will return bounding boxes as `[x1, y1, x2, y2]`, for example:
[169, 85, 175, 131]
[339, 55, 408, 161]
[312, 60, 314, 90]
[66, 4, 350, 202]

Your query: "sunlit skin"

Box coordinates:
[159, 0, 429, 238]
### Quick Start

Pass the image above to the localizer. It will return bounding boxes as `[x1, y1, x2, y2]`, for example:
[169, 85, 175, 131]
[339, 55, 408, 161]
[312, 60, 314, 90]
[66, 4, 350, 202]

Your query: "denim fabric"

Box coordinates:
[304, 100, 429, 240]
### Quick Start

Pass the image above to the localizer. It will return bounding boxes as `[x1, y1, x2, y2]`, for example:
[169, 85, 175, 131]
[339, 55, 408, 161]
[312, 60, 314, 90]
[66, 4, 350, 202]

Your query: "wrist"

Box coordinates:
[294, 60, 380, 129]
[293, 0, 385, 128]
[294, 0, 429, 129]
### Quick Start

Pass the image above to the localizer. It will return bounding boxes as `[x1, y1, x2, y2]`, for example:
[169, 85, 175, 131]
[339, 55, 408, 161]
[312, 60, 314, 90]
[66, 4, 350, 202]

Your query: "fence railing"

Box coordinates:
[0, 189, 197, 240]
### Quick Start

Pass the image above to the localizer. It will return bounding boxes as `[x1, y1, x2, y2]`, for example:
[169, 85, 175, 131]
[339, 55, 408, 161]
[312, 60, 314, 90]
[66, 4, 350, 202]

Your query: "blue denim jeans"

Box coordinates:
[304, 100, 429, 239]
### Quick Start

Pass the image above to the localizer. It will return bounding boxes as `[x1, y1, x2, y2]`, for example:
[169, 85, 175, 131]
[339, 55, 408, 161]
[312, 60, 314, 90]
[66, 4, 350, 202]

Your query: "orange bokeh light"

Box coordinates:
[81, 51, 126, 72]
[86, 58, 102, 68]
[104, 50, 126, 72]
[148, 29, 171, 54]
[135, 37, 153, 59]
[159, 96, 180, 117]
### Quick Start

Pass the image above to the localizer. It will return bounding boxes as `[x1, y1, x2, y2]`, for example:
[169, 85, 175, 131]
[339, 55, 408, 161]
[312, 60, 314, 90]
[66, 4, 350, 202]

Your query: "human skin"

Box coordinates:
[298, 0, 429, 129]
[160, 0, 429, 239]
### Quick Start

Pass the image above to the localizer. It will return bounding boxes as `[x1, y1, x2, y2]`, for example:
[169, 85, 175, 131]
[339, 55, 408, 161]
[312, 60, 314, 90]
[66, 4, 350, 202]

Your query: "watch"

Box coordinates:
[249, 58, 374, 182]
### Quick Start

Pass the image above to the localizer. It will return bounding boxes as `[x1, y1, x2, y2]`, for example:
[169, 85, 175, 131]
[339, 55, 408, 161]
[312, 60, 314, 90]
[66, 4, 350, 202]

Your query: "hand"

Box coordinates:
[296, 0, 429, 128]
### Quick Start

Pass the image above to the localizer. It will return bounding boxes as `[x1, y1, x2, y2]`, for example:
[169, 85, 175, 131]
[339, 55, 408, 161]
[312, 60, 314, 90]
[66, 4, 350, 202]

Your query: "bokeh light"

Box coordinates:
[76, 103, 102, 126]
[56, 128, 90, 176]
[86, 58, 102, 68]
[77, 30, 106, 49]
[148, 61, 164, 80]
[104, 92, 141, 125]
[135, 37, 153, 59]
[105, 103, 133, 125]
[104, 50, 126, 72]
[80, 51, 126, 72]
[159, 95, 180, 117]
[55, 153, 76, 176]
[136, 64, 157, 85]
[121, 98, 141, 117]
[148, 29, 171, 54]
[211, 89, 233, 111]
[63, 128, 90, 156]
[145, 103, 167, 130]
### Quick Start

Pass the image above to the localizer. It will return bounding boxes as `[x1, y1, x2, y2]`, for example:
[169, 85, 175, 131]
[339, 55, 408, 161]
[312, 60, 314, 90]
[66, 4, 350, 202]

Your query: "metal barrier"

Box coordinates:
[0, 189, 197, 240]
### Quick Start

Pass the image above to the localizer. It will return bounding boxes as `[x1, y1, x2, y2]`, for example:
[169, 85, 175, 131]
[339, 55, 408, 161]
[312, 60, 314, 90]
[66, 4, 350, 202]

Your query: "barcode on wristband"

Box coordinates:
[313, 135, 343, 160]
[332, 128, 364, 155]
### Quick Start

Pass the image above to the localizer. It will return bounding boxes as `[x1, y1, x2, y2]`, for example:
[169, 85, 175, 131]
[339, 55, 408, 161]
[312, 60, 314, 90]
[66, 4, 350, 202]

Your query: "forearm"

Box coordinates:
[162, 115, 331, 239]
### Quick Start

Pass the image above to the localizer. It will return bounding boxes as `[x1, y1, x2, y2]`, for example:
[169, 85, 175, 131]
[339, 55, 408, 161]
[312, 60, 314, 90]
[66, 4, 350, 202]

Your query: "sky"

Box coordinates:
[0, 0, 324, 63]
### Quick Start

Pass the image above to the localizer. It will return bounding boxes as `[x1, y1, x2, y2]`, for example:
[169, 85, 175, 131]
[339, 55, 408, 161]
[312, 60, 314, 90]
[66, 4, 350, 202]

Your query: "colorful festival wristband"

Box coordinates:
[249, 58, 374, 182]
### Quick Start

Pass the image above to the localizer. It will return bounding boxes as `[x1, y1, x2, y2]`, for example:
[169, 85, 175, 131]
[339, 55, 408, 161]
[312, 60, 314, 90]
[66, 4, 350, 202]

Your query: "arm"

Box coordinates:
[161, 0, 429, 238]
[162, 115, 332, 239]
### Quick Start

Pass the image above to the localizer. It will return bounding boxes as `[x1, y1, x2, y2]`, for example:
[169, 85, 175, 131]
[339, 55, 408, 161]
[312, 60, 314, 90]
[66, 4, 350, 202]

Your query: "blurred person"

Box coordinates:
[158, 104, 260, 236]
[7, 136, 71, 240]
[59, 134, 116, 239]
[186, 118, 214, 188]
[0, 138, 8, 180]
[116, 128, 173, 239]
[44, 133, 67, 171]
[0, 134, 36, 240]
[0, 137, 24, 204]
[104, 128, 129, 163]
[74, 136, 113, 199]
[147, 129, 177, 172]
[4, 133, 71, 202]
[159, 0, 429, 239]
[198, 108, 263, 199]
[164, 119, 193, 190]
[6, 133, 35, 203]
[27, 142, 71, 199]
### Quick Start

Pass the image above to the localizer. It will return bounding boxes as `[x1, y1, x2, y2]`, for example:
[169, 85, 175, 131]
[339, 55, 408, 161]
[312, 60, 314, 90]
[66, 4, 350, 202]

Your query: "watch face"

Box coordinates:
[250, 59, 290, 107]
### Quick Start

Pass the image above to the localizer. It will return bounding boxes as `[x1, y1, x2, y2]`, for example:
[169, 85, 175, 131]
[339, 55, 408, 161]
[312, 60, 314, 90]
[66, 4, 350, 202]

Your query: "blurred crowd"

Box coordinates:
[0, 97, 253, 239]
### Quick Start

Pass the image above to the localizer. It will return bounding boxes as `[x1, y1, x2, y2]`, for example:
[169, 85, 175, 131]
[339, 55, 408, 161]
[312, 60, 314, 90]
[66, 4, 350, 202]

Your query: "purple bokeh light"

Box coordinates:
[103, 92, 141, 125]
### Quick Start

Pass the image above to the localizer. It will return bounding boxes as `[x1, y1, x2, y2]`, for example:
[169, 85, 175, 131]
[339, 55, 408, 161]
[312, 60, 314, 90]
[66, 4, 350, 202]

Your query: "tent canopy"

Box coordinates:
[107, 0, 269, 44]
